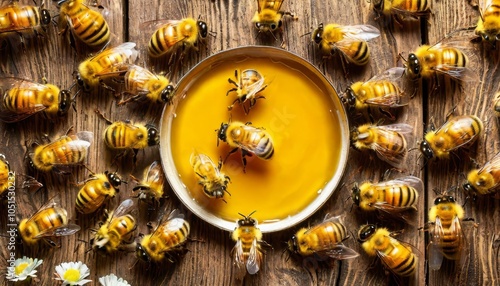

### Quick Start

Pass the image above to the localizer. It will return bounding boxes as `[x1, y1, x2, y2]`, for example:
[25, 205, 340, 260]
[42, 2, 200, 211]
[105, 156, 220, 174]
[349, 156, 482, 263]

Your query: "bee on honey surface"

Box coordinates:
[130, 161, 166, 206]
[352, 175, 421, 219]
[0, 0, 51, 44]
[358, 224, 418, 277]
[252, 0, 293, 33]
[0, 154, 13, 197]
[350, 123, 413, 167]
[90, 199, 137, 255]
[76, 42, 138, 92]
[419, 115, 483, 160]
[343, 67, 408, 117]
[0, 77, 72, 123]
[136, 209, 190, 263]
[142, 17, 208, 58]
[226, 69, 267, 114]
[463, 151, 500, 196]
[311, 23, 380, 66]
[57, 0, 110, 49]
[75, 170, 123, 214]
[475, 0, 500, 46]
[493, 91, 500, 117]
[28, 129, 93, 172]
[287, 215, 359, 261]
[216, 121, 274, 172]
[18, 199, 80, 246]
[231, 211, 271, 275]
[372, 0, 431, 23]
[425, 194, 468, 270]
[190, 150, 230, 201]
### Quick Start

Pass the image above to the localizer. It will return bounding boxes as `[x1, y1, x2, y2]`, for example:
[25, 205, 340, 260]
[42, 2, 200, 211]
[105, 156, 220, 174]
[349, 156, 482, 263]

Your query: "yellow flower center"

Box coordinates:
[15, 262, 29, 275]
[63, 269, 81, 282]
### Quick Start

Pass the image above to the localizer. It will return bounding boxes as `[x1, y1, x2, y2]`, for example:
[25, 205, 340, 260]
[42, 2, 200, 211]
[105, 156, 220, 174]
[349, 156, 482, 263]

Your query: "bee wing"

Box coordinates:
[113, 199, 134, 218]
[257, 0, 284, 12]
[145, 161, 165, 184]
[377, 123, 413, 134]
[232, 238, 246, 269]
[366, 67, 406, 82]
[475, 153, 500, 192]
[377, 236, 418, 275]
[431, 216, 463, 252]
[479, 0, 494, 15]
[93, 63, 133, 78]
[0, 105, 47, 123]
[428, 241, 444, 270]
[246, 238, 262, 275]
[35, 223, 81, 238]
[431, 65, 479, 82]
[322, 244, 360, 260]
[375, 176, 423, 194]
[90, 42, 139, 64]
[74, 131, 94, 143]
[0, 77, 51, 122]
[140, 19, 185, 47]
[363, 93, 409, 108]
[244, 76, 266, 100]
[25, 199, 59, 223]
[341, 25, 380, 41]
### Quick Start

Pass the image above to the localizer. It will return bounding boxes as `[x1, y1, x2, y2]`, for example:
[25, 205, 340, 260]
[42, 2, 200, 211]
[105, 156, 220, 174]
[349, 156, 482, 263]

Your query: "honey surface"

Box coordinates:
[171, 57, 343, 223]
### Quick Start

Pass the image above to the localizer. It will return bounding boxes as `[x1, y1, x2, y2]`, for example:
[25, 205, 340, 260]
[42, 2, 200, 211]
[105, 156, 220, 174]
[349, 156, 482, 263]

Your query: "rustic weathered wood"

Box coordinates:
[0, 0, 498, 285]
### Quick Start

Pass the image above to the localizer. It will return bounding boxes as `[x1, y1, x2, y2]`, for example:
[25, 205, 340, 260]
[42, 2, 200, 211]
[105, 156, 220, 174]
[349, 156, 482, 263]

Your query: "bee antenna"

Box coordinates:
[128, 259, 139, 270]
[398, 53, 407, 63]
[300, 31, 312, 37]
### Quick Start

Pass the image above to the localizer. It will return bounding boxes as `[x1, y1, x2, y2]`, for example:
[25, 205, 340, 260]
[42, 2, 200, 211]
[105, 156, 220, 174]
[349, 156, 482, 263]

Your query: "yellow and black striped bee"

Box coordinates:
[76, 42, 138, 91]
[217, 121, 274, 172]
[190, 150, 231, 201]
[0, 154, 13, 197]
[0, 77, 72, 123]
[343, 67, 408, 116]
[475, 0, 500, 46]
[464, 151, 500, 196]
[352, 175, 421, 219]
[231, 211, 271, 276]
[227, 69, 267, 114]
[0, 0, 51, 43]
[358, 224, 418, 277]
[287, 215, 359, 261]
[136, 209, 190, 263]
[419, 115, 483, 160]
[252, 0, 293, 33]
[57, 0, 110, 49]
[312, 23, 380, 66]
[130, 161, 166, 205]
[29, 130, 93, 172]
[372, 0, 431, 23]
[75, 170, 123, 214]
[91, 199, 137, 255]
[426, 194, 467, 270]
[142, 17, 208, 58]
[18, 199, 80, 246]
[350, 123, 413, 167]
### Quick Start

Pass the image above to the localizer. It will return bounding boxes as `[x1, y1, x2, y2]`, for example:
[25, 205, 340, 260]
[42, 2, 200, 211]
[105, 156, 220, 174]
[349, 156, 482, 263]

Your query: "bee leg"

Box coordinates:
[223, 148, 239, 164]
[226, 87, 238, 96]
[94, 109, 113, 125]
[379, 108, 395, 120]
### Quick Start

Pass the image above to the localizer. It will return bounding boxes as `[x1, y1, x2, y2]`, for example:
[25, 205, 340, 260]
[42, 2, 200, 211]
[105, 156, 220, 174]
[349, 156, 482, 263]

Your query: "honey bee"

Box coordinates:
[372, 0, 431, 22]
[29, 130, 93, 172]
[0, 0, 51, 42]
[216, 121, 274, 172]
[18, 199, 80, 246]
[0, 77, 72, 123]
[90, 199, 137, 255]
[419, 115, 483, 160]
[0, 154, 13, 197]
[143, 17, 208, 58]
[76, 42, 138, 91]
[463, 151, 500, 196]
[136, 209, 190, 263]
[130, 161, 166, 205]
[252, 0, 292, 33]
[57, 0, 110, 49]
[405, 42, 478, 82]
[75, 171, 123, 214]
[493, 91, 500, 117]
[312, 23, 380, 65]
[426, 194, 466, 270]
[231, 211, 270, 275]
[190, 150, 230, 201]
[475, 0, 500, 46]
[352, 175, 421, 217]
[226, 69, 267, 114]
[287, 215, 359, 261]
[350, 123, 413, 167]
[343, 67, 408, 114]
[358, 224, 418, 277]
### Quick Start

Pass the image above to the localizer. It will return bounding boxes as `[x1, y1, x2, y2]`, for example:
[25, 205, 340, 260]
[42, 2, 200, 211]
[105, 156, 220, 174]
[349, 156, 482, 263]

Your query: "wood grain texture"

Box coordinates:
[0, 0, 497, 285]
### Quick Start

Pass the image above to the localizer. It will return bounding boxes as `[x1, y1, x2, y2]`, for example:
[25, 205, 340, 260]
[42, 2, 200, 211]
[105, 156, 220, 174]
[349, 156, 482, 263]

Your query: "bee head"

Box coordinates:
[217, 123, 229, 144]
[287, 235, 298, 253]
[462, 182, 476, 194]
[160, 85, 175, 104]
[419, 140, 434, 159]
[343, 87, 357, 108]
[57, 90, 72, 117]
[433, 195, 455, 205]
[312, 24, 324, 44]
[351, 184, 361, 206]
[75, 73, 90, 92]
[237, 211, 257, 227]
[146, 124, 160, 146]
[105, 171, 123, 189]
[357, 224, 376, 243]
[40, 9, 51, 25]
[407, 53, 421, 78]
[197, 21, 208, 39]
[205, 185, 228, 199]
[372, 0, 383, 12]
[136, 244, 150, 262]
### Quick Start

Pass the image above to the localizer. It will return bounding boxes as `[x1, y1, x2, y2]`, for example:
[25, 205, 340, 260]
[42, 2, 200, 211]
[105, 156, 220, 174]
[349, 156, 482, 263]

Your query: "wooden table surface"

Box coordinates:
[0, 0, 499, 285]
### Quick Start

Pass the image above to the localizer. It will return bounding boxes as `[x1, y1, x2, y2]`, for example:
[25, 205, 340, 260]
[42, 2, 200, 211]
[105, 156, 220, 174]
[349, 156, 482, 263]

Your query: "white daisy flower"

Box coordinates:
[53, 261, 92, 286]
[6, 256, 43, 282]
[99, 273, 131, 286]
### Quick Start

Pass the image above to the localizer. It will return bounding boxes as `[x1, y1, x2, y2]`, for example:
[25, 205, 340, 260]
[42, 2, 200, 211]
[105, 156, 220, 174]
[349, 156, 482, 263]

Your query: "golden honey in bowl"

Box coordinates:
[161, 47, 349, 232]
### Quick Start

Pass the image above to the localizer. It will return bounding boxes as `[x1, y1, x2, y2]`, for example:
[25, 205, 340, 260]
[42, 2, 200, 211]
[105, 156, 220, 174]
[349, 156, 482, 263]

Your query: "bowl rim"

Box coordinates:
[159, 45, 350, 233]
